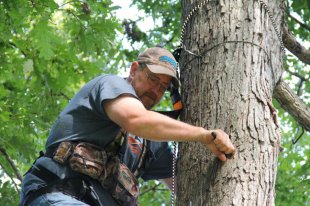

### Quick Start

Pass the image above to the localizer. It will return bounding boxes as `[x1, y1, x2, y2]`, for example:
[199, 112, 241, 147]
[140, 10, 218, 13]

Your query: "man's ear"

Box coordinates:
[129, 61, 139, 79]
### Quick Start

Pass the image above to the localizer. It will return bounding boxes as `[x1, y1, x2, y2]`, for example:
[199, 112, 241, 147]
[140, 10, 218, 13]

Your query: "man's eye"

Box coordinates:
[150, 77, 158, 83]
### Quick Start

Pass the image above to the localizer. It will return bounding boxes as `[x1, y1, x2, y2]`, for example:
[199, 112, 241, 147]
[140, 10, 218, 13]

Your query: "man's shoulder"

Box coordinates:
[91, 74, 130, 88]
[92, 74, 126, 83]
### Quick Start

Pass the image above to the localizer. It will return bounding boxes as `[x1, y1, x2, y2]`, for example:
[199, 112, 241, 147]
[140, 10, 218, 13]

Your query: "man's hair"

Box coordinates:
[138, 62, 147, 70]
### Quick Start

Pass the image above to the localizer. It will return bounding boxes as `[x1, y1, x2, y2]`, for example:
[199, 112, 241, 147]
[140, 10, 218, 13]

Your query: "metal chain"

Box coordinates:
[170, 141, 177, 206]
[178, 0, 285, 51]
[179, 0, 209, 48]
[257, 0, 285, 51]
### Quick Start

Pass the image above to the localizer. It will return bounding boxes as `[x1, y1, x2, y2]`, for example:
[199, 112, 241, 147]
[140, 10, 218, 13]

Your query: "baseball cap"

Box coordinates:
[137, 47, 179, 88]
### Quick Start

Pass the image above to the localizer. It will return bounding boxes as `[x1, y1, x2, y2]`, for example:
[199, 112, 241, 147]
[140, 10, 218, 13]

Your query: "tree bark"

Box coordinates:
[282, 25, 310, 65]
[177, 0, 284, 205]
[274, 80, 310, 132]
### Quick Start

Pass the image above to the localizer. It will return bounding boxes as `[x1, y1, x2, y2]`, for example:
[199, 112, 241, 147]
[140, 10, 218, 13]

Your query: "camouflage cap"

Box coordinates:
[138, 47, 179, 87]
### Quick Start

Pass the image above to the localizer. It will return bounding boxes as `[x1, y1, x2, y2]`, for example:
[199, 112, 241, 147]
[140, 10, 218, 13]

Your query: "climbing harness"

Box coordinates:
[168, 0, 285, 205]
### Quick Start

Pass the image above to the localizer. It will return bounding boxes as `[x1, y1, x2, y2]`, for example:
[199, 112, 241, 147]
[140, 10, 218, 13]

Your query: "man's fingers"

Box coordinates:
[211, 131, 217, 140]
[209, 130, 236, 157]
[218, 153, 227, 162]
[225, 153, 234, 159]
[214, 148, 234, 161]
[208, 144, 226, 161]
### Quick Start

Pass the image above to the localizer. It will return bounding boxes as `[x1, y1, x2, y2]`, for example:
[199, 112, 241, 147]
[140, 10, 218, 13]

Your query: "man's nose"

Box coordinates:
[151, 84, 164, 95]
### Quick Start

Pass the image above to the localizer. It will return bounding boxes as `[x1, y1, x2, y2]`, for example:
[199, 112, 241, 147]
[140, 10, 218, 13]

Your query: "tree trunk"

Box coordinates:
[177, 0, 284, 205]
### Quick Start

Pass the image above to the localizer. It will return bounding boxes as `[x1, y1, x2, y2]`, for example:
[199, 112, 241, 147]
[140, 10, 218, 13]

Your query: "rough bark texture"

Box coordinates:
[177, 0, 284, 205]
[274, 80, 310, 132]
[282, 25, 310, 65]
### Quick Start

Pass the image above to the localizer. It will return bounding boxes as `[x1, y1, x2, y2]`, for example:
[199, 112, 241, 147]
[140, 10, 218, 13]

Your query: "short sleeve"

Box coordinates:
[45, 75, 139, 149]
[89, 75, 138, 116]
[141, 142, 173, 181]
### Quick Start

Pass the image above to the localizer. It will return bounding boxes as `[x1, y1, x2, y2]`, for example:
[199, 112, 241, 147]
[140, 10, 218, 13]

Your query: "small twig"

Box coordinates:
[0, 146, 22, 193]
[285, 69, 309, 82]
[8, 42, 28, 58]
[0, 162, 20, 192]
[59, 92, 71, 101]
[59, 9, 87, 30]
[297, 79, 304, 96]
[0, 147, 22, 181]
[59, 0, 83, 8]
[139, 183, 168, 196]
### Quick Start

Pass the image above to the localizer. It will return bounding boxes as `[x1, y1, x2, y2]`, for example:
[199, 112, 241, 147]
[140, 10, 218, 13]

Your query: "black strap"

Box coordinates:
[23, 162, 102, 206]
[23, 151, 45, 177]
[23, 178, 93, 206]
[22, 165, 60, 206]
[29, 164, 59, 183]
[156, 85, 183, 119]
[157, 110, 182, 119]
[172, 47, 182, 62]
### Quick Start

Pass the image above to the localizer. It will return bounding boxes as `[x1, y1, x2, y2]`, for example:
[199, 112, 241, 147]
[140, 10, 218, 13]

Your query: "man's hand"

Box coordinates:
[200, 129, 235, 162]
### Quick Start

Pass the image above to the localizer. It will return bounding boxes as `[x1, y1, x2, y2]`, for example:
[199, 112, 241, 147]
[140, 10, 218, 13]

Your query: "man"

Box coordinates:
[20, 47, 235, 206]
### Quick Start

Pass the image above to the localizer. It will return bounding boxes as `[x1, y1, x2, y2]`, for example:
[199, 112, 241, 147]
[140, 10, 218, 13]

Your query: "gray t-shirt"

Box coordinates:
[46, 74, 136, 149]
[20, 74, 173, 205]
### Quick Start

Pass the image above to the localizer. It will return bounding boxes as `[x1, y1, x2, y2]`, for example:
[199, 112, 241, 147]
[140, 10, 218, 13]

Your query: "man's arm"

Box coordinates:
[103, 96, 235, 161]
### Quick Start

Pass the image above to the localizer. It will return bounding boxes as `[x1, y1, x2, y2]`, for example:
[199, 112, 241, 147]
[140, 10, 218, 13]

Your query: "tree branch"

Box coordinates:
[285, 69, 309, 82]
[282, 25, 310, 65]
[288, 13, 310, 32]
[273, 80, 310, 132]
[139, 183, 168, 196]
[0, 147, 23, 182]
[0, 161, 20, 192]
[8, 42, 28, 58]
[59, 9, 87, 30]
[296, 79, 304, 96]
[59, 92, 71, 100]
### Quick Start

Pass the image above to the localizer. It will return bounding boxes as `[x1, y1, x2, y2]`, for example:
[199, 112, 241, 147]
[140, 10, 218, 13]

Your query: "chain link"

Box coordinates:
[170, 141, 177, 206]
[257, 0, 285, 51]
[179, 0, 209, 48]
[178, 0, 285, 51]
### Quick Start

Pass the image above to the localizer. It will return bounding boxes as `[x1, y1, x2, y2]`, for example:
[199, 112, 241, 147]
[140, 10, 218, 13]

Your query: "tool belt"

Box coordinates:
[53, 141, 139, 205]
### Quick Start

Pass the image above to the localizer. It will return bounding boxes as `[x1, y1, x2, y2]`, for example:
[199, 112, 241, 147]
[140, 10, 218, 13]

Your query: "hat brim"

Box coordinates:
[147, 64, 180, 88]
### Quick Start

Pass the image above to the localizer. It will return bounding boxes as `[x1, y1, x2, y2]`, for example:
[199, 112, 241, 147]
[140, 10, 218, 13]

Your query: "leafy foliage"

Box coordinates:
[0, 0, 309, 205]
[139, 180, 170, 206]
[0, 0, 126, 203]
[275, 1, 310, 204]
[131, 0, 181, 49]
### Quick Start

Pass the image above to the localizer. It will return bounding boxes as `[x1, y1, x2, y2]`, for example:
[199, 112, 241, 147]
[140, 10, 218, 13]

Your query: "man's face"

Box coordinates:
[130, 62, 172, 109]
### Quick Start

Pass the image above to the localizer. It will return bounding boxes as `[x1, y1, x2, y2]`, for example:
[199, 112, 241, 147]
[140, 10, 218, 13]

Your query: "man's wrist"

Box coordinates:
[197, 128, 213, 144]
